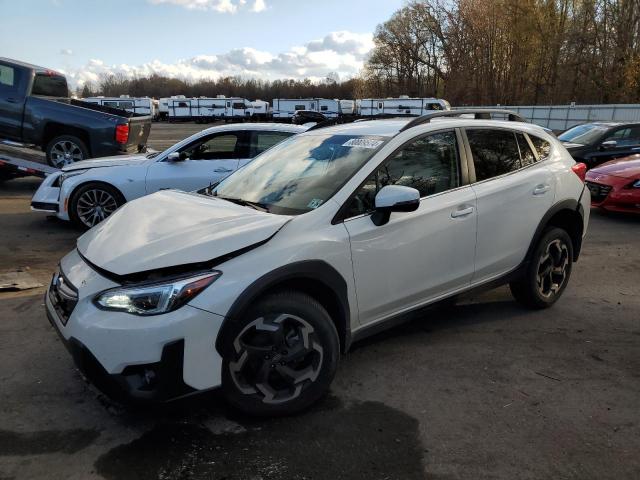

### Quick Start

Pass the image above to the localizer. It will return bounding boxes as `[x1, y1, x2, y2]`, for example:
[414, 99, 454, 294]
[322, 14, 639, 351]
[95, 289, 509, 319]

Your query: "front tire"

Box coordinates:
[45, 135, 89, 168]
[221, 291, 339, 416]
[69, 182, 125, 229]
[510, 227, 573, 309]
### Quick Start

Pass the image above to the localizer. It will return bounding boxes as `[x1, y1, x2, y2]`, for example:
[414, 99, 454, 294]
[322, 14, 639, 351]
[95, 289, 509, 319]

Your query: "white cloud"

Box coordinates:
[147, 0, 267, 13]
[60, 48, 73, 55]
[251, 0, 266, 12]
[65, 31, 374, 88]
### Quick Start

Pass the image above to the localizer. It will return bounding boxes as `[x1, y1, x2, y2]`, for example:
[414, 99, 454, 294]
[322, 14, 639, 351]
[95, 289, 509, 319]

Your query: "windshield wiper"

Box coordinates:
[216, 195, 269, 212]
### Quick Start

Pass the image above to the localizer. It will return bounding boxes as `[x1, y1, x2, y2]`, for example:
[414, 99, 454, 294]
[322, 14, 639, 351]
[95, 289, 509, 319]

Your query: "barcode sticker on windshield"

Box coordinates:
[342, 138, 384, 149]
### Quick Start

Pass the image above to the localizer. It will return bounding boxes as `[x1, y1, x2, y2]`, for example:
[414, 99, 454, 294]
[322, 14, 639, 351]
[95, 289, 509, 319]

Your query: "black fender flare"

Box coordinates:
[215, 260, 351, 355]
[525, 198, 584, 264]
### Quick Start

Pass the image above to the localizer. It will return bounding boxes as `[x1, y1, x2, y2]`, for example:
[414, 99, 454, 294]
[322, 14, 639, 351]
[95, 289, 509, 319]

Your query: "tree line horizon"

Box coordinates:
[79, 0, 640, 106]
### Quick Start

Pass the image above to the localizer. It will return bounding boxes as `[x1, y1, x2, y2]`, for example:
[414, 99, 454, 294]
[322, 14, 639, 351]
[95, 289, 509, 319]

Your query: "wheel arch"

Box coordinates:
[216, 260, 351, 356]
[42, 123, 92, 156]
[68, 180, 127, 212]
[526, 199, 584, 263]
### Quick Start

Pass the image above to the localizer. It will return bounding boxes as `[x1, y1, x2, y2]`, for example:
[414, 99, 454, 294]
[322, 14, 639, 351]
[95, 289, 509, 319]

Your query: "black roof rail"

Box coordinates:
[399, 109, 528, 132]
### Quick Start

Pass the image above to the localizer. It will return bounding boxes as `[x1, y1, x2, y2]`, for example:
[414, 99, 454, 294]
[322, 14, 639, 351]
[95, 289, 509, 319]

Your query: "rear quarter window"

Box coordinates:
[529, 135, 551, 161]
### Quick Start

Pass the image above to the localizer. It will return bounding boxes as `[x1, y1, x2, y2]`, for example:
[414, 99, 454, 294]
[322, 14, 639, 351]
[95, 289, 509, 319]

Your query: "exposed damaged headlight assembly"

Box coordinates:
[94, 271, 221, 316]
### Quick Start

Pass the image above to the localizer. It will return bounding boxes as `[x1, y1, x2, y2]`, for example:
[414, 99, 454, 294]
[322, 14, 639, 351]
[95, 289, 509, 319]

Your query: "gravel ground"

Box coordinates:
[0, 123, 638, 480]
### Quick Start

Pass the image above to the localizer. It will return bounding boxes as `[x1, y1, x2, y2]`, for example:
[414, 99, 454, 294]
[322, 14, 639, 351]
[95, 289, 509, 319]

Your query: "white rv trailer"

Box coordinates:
[272, 98, 356, 119]
[82, 95, 156, 118]
[159, 95, 187, 121]
[194, 96, 252, 122]
[339, 99, 356, 116]
[167, 97, 196, 121]
[357, 96, 451, 117]
[248, 99, 270, 119]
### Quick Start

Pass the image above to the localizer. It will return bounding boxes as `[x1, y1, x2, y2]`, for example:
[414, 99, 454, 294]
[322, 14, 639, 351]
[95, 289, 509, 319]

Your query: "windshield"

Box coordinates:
[213, 133, 387, 215]
[558, 124, 608, 145]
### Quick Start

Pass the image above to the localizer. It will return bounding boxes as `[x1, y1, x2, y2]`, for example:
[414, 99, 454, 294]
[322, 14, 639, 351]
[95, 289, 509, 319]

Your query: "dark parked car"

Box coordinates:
[291, 110, 327, 125]
[0, 58, 151, 167]
[558, 122, 640, 169]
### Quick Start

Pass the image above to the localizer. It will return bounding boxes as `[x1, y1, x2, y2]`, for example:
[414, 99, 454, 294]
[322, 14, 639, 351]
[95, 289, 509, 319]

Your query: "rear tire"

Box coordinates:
[221, 291, 339, 417]
[510, 227, 573, 309]
[45, 135, 89, 168]
[69, 182, 125, 230]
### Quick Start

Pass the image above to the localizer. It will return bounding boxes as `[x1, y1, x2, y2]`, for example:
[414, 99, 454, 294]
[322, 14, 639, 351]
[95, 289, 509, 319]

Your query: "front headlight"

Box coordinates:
[94, 271, 221, 316]
[632, 179, 640, 188]
[60, 169, 89, 185]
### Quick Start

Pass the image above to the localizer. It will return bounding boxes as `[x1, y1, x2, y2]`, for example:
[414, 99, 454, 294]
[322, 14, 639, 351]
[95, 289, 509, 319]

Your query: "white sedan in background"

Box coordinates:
[31, 123, 307, 228]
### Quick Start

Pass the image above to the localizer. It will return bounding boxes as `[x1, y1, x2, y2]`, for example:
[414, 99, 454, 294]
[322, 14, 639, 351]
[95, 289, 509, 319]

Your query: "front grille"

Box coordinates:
[586, 181, 612, 203]
[49, 267, 78, 325]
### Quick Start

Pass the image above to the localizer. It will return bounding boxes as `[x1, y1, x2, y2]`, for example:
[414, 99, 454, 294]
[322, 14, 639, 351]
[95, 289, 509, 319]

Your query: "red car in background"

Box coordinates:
[585, 155, 640, 213]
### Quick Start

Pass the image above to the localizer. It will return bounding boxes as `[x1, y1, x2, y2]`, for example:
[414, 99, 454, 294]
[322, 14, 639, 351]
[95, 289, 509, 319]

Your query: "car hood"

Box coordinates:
[77, 190, 291, 276]
[589, 156, 640, 179]
[62, 154, 150, 172]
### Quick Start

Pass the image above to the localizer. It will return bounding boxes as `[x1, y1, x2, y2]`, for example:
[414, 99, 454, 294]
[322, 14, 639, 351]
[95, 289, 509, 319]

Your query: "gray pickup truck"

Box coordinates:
[0, 58, 151, 168]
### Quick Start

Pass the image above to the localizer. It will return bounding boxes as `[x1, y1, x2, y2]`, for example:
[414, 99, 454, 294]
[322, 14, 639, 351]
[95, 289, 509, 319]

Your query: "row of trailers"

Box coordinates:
[82, 95, 451, 123]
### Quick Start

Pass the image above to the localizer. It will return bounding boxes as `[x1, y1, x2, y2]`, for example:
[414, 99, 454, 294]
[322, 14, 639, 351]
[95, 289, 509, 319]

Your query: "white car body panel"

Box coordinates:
[344, 185, 477, 324]
[45, 116, 590, 398]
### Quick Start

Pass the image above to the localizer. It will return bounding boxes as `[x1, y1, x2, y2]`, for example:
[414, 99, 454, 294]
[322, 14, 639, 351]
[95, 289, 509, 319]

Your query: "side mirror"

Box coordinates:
[167, 152, 183, 162]
[600, 140, 617, 150]
[371, 185, 420, 226]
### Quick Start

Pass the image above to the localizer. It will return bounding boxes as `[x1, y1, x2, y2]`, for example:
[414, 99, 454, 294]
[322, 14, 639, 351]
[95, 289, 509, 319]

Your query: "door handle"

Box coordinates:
[214, 167, 233, 173]
[451, 206, 474, 218]
[533, 184, 550, 195]
[6, 97, 18, 103]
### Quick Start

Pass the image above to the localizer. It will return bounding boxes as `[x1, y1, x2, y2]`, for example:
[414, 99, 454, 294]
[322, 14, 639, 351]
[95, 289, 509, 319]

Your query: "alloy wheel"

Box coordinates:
[50, 141, 84, 168]
[229, 313, 324, 404]
[76, 189, 118, 228]
[536, 238, 569, 298]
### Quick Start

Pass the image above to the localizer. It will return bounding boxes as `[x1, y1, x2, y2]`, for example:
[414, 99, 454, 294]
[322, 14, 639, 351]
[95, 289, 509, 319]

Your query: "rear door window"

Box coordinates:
[467, 129, 521, 181]
[31, 73, 68, 97]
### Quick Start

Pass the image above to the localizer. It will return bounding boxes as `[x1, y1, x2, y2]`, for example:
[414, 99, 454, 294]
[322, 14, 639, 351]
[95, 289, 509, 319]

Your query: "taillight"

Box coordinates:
[115, 124, 129, 144]
[571, 162, 587, 182]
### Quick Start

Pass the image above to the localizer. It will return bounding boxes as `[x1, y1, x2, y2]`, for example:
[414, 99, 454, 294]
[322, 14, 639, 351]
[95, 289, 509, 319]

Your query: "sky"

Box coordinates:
[1, 0, 403, 88]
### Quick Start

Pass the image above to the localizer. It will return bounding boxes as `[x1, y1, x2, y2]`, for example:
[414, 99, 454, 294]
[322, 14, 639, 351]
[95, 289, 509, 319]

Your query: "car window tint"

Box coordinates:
[346, 130, 460, 217]
[0, 65, 15, 87]
[605, 127, 640, 146]
[516, 133, 537, 167]
[467, 129, 521, 181]
[529, 135, 551, 160]
[252, 131, 294, 156]
[31, 73, 68, 97]
[183, 133, 241, 160]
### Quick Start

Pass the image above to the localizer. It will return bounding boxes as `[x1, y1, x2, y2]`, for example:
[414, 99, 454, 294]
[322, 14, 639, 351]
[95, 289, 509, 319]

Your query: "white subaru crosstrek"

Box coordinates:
[45, 110, 590, 415]
[31, 123, 306, 229]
